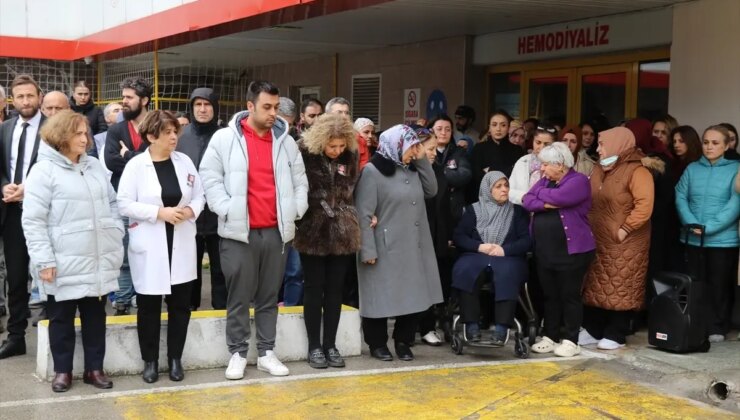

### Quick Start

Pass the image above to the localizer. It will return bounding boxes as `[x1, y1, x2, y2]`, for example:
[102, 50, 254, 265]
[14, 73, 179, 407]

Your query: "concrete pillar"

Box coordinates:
[669, 0, 740, 131]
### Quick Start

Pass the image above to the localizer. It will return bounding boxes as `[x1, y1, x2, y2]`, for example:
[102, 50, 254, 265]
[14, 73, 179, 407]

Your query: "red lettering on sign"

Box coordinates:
[517, 24, 610, 55]
[599, 24, 610, 45]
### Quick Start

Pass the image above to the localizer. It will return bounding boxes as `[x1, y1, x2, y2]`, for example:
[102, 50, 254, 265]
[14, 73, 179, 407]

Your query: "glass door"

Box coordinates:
[522, 69, 575, 126]
[577, 64, 633, 127]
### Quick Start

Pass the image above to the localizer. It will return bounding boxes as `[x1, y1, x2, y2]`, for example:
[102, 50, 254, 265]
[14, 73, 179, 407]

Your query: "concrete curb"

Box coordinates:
[36, 306, 362, 380]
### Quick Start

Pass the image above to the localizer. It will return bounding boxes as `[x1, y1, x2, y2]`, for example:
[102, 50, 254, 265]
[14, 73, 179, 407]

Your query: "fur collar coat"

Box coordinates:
[292, 144, 361, 256]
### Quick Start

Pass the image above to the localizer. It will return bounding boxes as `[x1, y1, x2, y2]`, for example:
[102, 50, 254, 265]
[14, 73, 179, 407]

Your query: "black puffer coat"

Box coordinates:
[176, 88, 221, 235]
[70, 97, 108, 135]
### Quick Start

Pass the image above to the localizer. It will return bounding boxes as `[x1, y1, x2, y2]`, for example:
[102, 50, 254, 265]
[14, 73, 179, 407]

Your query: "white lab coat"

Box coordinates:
[117, 150, 205, 295]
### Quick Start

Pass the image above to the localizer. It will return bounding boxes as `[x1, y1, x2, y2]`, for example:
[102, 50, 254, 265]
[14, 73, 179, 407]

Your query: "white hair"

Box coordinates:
[103, 102, 121, 118]
[278, 96, 296, 119]
[325, 97, 350, 113]
[538, 141, 574, 168]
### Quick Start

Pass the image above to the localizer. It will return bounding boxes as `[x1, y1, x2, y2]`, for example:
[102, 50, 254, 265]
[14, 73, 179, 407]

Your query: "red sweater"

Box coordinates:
[357, 133, 369, 169]
[241, 119, 278, 229]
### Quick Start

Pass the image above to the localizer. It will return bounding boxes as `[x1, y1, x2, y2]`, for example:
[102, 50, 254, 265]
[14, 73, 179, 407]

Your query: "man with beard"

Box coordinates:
[175, 88, 226, 310]
[453, 105, 480, 143]
[200, 81, 307, 379]
[104, 77, 153, 315]
[296, 98, 322, 136]
[0, 74, 45, 358]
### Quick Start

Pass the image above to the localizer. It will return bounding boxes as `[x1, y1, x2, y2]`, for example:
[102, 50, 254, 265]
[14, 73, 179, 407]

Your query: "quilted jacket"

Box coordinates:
[583, 148, 654, 311]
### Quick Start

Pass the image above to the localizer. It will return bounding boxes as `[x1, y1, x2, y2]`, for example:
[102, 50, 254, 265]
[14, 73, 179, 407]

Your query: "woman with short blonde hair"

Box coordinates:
[293, 113, 359, 368]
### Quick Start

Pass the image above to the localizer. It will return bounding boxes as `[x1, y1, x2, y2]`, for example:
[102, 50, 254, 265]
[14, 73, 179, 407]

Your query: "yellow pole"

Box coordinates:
[96, 60, 103, 104]
[153, 42, 160, 110]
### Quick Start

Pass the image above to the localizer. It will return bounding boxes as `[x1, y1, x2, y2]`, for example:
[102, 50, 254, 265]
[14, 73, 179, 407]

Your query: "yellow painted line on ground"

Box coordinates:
[38, 305, 358, 327]
[116, 361, 730, 420]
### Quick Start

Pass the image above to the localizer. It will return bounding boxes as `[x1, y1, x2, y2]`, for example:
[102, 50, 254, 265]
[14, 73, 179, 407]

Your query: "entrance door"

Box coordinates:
[522, 69, 575, 126]
[577, 64, 633, 127]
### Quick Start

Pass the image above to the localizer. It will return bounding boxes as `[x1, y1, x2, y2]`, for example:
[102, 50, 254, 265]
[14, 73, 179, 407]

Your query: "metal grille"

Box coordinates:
[351, 74, 381, 128]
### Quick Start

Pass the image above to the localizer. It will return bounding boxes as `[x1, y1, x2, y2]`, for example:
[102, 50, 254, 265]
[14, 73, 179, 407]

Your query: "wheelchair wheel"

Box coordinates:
[514, 336, 529, 359]
[451, 335, 464, 355]
[527, 322, 538, 347]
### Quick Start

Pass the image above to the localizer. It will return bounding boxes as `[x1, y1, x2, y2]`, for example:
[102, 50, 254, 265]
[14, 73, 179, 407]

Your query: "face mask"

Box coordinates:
[600, 155, 618, 167]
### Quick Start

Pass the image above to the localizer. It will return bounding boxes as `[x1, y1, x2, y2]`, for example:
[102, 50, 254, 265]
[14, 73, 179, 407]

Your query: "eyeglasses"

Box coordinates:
[537, 125, 557, 134]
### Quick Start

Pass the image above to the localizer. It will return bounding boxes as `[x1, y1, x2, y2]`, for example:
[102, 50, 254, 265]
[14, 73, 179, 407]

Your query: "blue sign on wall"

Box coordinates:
[425, 89, 447, 120]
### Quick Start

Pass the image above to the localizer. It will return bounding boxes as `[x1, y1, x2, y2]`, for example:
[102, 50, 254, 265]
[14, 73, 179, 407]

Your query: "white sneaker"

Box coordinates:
[257, 350, 290, 376]
[554, 339, 581, 357]
[708, 334, 725, 343]
[421, 331, 443, 346]
[596, 338, 625, 350]
[531, 336, 556, 354]
[578, 329, 599, 346]
[225, 352, 248, 380]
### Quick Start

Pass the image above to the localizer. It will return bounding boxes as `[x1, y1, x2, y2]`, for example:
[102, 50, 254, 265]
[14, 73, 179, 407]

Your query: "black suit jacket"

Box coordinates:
[0, 113, 46, 224]
[104, 120, 148, 191]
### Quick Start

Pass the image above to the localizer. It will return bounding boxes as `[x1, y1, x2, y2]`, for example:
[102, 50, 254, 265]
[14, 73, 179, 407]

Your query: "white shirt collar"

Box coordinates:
[16, 110, 42, 128]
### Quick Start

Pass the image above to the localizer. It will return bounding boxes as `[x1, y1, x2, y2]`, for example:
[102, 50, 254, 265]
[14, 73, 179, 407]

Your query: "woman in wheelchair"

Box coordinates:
[452, 171, 532, 345]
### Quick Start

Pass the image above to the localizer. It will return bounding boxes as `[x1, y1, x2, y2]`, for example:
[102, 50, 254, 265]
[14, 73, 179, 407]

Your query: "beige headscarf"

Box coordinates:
[598, 127, 636, 171]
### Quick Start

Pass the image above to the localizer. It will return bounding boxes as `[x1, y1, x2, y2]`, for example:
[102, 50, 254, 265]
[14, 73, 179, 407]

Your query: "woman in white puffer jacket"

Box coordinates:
[23, 110, 124, 393]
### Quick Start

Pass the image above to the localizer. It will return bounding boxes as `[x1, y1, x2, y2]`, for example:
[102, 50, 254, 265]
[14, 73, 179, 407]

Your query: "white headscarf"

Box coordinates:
[354, 117, 374, 132]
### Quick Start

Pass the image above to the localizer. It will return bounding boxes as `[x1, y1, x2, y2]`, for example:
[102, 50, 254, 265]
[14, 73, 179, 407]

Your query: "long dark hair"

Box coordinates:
[579, 121, 599, 160]
[670, 125, 702, 163]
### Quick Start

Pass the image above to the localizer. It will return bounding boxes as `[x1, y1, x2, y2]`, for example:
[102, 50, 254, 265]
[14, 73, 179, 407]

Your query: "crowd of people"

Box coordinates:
[0, 74, 738, 393]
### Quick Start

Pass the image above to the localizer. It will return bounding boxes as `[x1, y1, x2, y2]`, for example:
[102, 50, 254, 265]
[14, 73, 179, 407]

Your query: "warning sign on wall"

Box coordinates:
[403, 88, 421, 126]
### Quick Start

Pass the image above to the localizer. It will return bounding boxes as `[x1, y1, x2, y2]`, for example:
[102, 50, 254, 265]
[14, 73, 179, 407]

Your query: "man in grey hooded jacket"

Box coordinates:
[176, 87, 226, 310]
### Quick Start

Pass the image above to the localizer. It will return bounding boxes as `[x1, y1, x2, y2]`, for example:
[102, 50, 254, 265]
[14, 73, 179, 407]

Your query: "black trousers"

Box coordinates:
[537, 257, 593, 344]
[193, 234, 227, 310]
[137, 281, 193, 362]
[47, 296, 107, 373]
[2, 204, 30, 340]
[582, 306, 632, 344]
[419, 255, 453, 334]
[301, 253, 351, 350]
[686, 246, 738, 335]
[458, 290, 517, 328]
[363, 313, 421, 349]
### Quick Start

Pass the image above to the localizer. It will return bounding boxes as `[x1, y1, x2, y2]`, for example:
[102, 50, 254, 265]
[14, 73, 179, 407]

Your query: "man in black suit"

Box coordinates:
[104, 77, 152, 315]
[0, 74, 45, 358]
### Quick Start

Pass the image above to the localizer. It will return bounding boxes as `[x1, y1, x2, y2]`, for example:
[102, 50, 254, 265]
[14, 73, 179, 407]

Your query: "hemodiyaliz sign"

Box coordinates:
[473, 8, 672, 65]
[517, 24, 610, 55]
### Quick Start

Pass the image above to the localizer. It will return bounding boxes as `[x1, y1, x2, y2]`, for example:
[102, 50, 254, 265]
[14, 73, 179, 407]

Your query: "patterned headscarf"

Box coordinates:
[472, 171, 514, 245]
[377, 124, 420, 167]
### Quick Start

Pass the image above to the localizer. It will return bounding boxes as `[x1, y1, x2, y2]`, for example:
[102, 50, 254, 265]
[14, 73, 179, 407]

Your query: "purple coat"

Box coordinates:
[522, 169, 596, 254]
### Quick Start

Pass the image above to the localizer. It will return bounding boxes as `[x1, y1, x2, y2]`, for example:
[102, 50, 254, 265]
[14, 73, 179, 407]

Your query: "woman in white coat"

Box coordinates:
[24, 110, 124, 392]
[117, 110, 205, 384]
[508, 125, 556, 205]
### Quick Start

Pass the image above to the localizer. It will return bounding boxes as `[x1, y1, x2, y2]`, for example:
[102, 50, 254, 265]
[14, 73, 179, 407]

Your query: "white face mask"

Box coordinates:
[599, 155, 618, 167]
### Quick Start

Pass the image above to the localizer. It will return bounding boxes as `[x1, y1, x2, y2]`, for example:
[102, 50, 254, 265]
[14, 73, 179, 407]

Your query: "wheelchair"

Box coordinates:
[448, 268, 538, 359]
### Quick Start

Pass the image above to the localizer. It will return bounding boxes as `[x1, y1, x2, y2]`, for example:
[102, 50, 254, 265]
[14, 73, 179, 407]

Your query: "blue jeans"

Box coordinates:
[282, 246, 303, 306]
[114, 217, 135, 308]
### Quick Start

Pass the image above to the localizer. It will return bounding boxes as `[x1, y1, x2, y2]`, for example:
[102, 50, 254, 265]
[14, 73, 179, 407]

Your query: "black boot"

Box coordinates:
[142, 361, 159, 383]
[168, 358, 184, 381]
